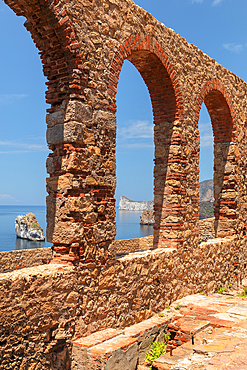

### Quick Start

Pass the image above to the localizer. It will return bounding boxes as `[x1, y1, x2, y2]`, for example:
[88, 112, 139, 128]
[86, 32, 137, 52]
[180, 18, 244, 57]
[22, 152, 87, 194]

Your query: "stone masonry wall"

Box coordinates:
[0, 217, 214, 273]
[0, 248, 52, 273]
[0, 236, 152, 273]
[0, 237, 245, 369]
[4, 0, 247, 264]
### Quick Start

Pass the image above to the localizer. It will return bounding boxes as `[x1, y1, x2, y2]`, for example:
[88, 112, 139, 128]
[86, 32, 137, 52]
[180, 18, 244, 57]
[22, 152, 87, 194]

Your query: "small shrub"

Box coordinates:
[166, 306, 171, 312]
[163, 333, 170, 343]
[174, 305, 181, 310]
[199, 291, 206, 295]
[145, 335, 170, 366]
[217, 287, 225, 294]
[158, 313, 164, 318]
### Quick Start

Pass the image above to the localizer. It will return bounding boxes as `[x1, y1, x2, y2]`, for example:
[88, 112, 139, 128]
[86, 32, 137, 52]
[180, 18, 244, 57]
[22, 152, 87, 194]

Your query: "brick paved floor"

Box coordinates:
[151, 280, 247, 369]
[73, 280, 247, 370]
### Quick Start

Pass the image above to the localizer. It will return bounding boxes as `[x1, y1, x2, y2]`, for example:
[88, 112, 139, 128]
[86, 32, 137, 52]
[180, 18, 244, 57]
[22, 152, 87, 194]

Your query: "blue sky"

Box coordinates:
[0, 0, 246, 205]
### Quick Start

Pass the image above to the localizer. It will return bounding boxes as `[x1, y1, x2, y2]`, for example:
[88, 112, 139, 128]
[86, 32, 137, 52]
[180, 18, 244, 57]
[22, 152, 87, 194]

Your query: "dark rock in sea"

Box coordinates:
[140, 210, 154, 225]
[15, 213, 45, 241]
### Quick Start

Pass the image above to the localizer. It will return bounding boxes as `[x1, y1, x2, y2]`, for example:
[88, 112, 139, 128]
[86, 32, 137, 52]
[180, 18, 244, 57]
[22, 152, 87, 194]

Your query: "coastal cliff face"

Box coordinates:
[119, 196, 153, 211]
[121, 180, 214, 218]
[199, 180, 214, 219]
[200, 179, 213, 202]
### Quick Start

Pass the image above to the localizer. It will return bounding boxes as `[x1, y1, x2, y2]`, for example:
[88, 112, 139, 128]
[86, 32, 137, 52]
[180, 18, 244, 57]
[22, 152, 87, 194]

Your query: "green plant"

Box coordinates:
[158, 313, 164, 317]
[163, 333, 170, 343]
[237, 286, 247, 297]
[199, 291, 206, 295]
[174, 305, 181, 310]
[145, 335, 170, 366]
[31, 222, 40, 230]
[166, 306, 171, 312]
[217, 287, 225, 294]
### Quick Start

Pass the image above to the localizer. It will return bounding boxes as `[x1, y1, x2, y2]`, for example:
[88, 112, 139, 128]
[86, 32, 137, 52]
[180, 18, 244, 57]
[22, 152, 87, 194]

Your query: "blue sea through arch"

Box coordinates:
[0, 205, 153, 252]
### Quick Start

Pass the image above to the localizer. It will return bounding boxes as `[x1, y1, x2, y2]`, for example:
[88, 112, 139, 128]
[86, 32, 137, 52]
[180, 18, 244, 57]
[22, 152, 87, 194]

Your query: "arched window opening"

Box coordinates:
[196, 82, 237, 239]
[198, 103, 214, 221]
[116, 60, 154, 240]
[111, 39, 182, 250]
[0, 4, 51, 251]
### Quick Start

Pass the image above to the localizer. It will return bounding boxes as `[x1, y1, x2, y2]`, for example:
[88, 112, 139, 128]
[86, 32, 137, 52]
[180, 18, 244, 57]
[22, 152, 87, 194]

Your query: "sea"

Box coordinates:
[0, 205, 153, 252]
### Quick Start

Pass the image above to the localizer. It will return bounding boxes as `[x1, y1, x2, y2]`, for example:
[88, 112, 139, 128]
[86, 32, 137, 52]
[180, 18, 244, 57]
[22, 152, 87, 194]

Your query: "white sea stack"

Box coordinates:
[15, 212, 45, 241]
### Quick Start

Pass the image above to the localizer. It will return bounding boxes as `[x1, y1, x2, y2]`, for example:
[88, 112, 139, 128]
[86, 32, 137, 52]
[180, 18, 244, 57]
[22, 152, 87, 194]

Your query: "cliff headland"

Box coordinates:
[119, 196, 153, 211]
[120, 179, 214, 219]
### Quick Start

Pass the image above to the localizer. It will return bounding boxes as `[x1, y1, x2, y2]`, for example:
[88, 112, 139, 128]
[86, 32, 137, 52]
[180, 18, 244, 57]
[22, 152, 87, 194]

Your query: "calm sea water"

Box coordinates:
[0, 206, 153, 252]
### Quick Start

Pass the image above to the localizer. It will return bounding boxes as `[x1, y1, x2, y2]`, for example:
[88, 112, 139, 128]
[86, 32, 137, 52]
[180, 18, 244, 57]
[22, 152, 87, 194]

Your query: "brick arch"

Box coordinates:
[106, 34, 183, 119]
[195, 78, 237, 237]
[107, 35, 186, 249]
[195, 78, 237, 143]
[5, 0, 86, 113]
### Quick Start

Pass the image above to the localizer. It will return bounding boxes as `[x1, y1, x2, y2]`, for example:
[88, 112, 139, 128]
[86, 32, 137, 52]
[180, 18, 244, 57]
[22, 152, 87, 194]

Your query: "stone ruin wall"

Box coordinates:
[4, 0, 247, 265]
[2, 0, 247, 368]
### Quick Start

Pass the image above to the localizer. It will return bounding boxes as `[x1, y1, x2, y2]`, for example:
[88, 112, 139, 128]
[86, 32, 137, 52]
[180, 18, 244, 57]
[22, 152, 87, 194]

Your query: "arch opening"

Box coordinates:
[116, 59, 154, 240]
[110, 37, 184, 250]
[0, 2, 52, 251]
[198, 103, 214, 222]
[127, 51, 178, 248]
[196, 82, 237, 238]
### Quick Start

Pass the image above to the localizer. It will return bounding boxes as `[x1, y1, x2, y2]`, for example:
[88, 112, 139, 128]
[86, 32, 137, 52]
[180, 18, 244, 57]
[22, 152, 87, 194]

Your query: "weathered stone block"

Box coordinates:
[46, 174, 74, 192]
[65, 101, 92, 123]
[46, 109, 65, 128]
[48, 221, 84, 244]
[93, 110, 116, 130]
[47, 121, 84, 145]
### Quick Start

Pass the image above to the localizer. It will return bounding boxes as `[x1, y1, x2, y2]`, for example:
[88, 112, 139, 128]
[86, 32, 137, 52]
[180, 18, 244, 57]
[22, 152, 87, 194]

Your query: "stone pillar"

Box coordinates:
[153, 119, 188, 249]
[214, 142, 239, 237]
[46, 100, 117, 265]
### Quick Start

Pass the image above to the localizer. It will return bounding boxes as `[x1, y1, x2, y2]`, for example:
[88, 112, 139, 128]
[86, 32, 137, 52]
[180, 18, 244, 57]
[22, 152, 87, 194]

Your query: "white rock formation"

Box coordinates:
[119, 196, 153, 211]
[15, 213, 45, 241]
